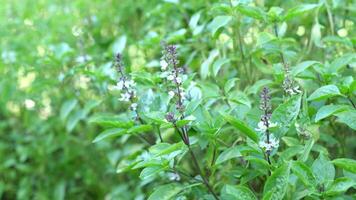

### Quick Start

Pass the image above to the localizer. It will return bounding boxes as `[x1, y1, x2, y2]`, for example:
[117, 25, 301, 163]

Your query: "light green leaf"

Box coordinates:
[60, 99, 78, 120]
[207, 16, 232, 36]
[148, 183, 183, 200]
[92, 128, 127, 143]
[324, 177, 355, 196]
[332, 158, 356, 174]
[221, 113, 259, 142]
[328, 53, 356, 73]
[150, 142, 187, 157]
[140, 165, 167, 180]
[215, 146, 242, 165]
[127, 124, 153, 134]
[283, 4, 319, 21]
[222, 185, 257, 200]
[224, 78, 239, 93]
[212, 58, 230, 77]
[291, 61, 320, 76]
[189, 12, 201, 29]
[334, 110, 356, 130]
[236, 5, 266, 21]
[200, 49, 219, 79]
[66, 110, 85, 132]
[312, 154, 335, 186]
[315, 105, 349, 122]
[307, 85, 342, 101]
[271, 94, 302, 137]
[291, 161, 316, 188]
[263, 163, 291, 200]
[89, 115, 134, 128]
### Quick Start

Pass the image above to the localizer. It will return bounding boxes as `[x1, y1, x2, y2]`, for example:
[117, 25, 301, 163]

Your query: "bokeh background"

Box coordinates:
[0, 0, 355, 199]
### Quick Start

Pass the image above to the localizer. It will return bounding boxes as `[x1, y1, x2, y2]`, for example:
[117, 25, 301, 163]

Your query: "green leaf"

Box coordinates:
[221, 113, 259, 142]
[127, 124, 153, 134]
[89, 115, 134, 128]
[328, 53, 356, 73]
[307, 85, 342, 101]
[60, 99, 78, 120]
[215, 146, 242, 165]
[324, 177, 355, 196]
[291, 161, 316, 188]
[334, 110, 356, 130]
[271, 94, 302, 137]
[312, 154, 335, 186]
[236, 5, 266, 21]
[175, 115, 196, 128]
[332, 158, 356, 174]
[189, 12, 201, 29]
[315, 105, 349, 122]
[263, 163, 291, 200]
[207, 16, 232, 36]
[147, 183, 183, 200]
[291, 61, 320, 76]
[92, 128, 127, 143]
[200, 49, 219, 79]
[212, 58, 230, 77]
[222, 185, 257, 200]
[140, 165, 167, 180]
[283, 4, 319, 21]
[150, 142, 187, 157]
[66, 110, 85, 132]
[224, 78, 239, 93]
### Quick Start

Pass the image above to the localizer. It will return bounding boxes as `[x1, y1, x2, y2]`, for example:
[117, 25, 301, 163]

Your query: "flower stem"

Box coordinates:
[188, 145, 220, 200]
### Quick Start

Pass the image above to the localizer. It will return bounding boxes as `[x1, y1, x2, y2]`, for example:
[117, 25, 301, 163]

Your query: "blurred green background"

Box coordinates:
[0, 0, 355, 199]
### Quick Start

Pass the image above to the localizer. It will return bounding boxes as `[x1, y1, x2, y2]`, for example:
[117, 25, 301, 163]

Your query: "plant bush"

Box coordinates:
[1, 0, 356, 199]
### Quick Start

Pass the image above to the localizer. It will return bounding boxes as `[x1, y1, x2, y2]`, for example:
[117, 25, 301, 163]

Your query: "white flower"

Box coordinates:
[269, 122, 278, 128]
[114, 80, 124, 90]
[255, 120, 277, 132]
[167, 74, 174, 81]
[125, 80, 136, 88]
[176, 77, 182, 84]
[255, 121, 267, 132]
[286, 86, 301, 95]
[131, 103, 137, 111]
[24, 99, 36, 110]
[259, 134, 279, 152]
[119, 92, 131, 102]
[168, 91, 175, 98]
[160, 60, 168, 70]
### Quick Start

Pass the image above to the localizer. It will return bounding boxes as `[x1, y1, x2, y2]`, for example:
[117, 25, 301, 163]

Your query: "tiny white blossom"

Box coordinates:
[168, 91, 175, 98]
[131, 103, 137, 111]
[125, 80, 136, 88]
[286, 86, 301, 95]
[176, 77, 182, 84]
[255, 120, 277, 132]
[259, 134, 279, 152]
[119, 92, 131, 102]
[167, 74, 174, 81]
[160, 59, 168, 70]
[255, 121, 267, 132]
[114, 80, 124, 90]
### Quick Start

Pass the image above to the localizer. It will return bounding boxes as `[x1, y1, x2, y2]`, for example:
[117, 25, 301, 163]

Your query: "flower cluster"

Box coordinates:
[114, 53, 137, 111]
[256, 87, 279, 154]
[258, 134, 279, 152]
[282, 64, 301, 96]
[160, 44, 186, 112]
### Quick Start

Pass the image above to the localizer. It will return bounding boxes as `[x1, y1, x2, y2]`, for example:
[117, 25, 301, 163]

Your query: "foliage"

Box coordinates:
[1, 0, 356, 199]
